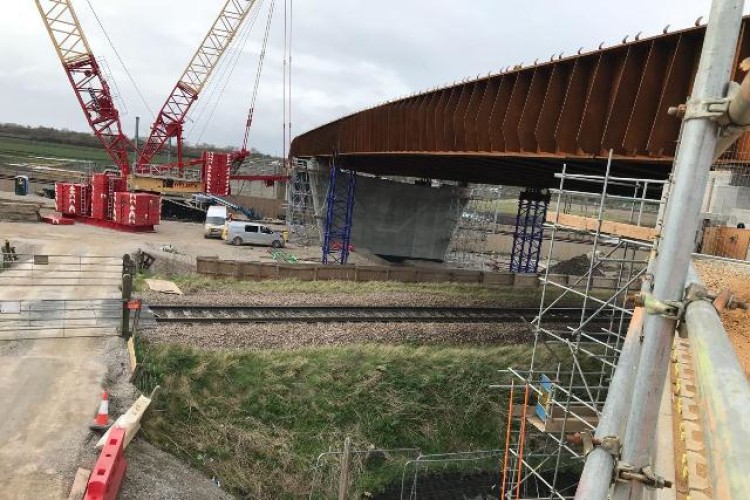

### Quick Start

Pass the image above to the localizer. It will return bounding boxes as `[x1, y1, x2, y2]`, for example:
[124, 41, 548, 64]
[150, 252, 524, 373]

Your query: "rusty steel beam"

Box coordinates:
[291, 17, 750, 184]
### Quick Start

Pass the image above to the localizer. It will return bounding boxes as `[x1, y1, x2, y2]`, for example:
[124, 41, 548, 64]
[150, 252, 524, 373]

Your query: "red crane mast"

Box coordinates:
[35, 0, 135, 181]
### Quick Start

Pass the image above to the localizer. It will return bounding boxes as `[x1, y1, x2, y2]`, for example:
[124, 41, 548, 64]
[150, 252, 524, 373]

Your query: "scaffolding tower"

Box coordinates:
[321, 164, 356, 264]
[494, 163, 668, 499]
[286, 158, 318, 246]
[444, 186, 504, 268]
[510, 188, 551, 274]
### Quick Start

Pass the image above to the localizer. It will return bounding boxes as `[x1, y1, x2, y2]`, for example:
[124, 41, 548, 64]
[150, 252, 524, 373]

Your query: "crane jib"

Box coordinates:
[35, 0, 134, 178]
[137, 0, 261, 171]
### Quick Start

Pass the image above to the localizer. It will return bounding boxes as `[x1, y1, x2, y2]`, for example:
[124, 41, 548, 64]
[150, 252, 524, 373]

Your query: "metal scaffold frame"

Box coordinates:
[286, 158, 318, 246]
[321, 162, 356, 264]
[510, 188, 551, 274]
[444, 185, 504, 268]
[493, 161, 668, 499]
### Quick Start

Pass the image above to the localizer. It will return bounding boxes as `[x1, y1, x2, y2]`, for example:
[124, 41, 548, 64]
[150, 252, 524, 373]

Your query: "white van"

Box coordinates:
[204, 206, 228, 238]
[223, 221, 285, 248]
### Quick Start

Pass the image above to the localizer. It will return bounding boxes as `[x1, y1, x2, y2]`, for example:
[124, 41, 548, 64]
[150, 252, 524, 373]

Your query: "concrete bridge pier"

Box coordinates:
[300, 158, 463, 261]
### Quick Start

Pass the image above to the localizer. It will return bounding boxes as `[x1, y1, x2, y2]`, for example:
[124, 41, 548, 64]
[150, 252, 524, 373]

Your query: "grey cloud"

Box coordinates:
[0, 0, 729, 157]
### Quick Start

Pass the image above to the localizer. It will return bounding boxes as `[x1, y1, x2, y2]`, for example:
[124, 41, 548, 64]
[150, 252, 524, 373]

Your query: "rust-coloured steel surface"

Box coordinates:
[291, 18, 750, 187]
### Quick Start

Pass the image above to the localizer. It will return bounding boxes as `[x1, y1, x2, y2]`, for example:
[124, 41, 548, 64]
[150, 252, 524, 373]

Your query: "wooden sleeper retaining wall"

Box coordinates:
[195, 257, 621, 290]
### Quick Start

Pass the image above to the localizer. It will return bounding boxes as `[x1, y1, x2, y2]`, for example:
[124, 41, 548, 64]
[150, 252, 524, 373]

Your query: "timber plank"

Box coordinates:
[547, 212, 656, 241]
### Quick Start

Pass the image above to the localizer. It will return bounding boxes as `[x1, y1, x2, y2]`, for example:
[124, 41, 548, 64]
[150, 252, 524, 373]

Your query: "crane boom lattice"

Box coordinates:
[35, 0, 134, 178]
[137, 0, 259, 171]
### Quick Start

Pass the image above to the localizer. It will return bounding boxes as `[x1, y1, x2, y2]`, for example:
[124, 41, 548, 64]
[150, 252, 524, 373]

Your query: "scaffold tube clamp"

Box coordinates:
[616, 463, 673, 489]
[634, 293, 683, 320]
[683, 95, 731, 121]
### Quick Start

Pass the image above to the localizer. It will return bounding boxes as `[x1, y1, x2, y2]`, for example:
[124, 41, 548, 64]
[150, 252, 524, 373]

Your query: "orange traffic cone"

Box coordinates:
[90, 390, 112, 431]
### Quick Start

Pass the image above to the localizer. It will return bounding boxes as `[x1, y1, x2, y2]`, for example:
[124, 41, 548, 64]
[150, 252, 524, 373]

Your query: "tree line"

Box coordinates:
[0, 122, 274, 160]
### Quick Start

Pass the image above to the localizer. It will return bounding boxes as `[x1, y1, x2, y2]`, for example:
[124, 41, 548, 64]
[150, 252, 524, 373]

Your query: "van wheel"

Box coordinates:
[232, 237, 243, 246]
[271, 240, 282, 248]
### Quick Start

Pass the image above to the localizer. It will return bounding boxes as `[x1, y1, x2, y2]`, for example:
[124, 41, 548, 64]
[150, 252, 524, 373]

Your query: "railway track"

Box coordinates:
[147, 305, 598, 324]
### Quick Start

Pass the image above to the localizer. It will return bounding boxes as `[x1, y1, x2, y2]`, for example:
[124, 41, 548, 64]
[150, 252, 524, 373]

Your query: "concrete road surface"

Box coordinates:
[0, 238, 122, 499]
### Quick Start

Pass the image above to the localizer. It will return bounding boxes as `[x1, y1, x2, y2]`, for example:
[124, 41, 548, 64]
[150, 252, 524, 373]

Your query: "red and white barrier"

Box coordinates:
[85, 427, 127, 500]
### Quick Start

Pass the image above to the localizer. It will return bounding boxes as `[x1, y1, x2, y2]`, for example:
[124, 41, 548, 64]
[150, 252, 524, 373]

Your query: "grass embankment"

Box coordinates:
[136, 342, 544, 498]
[137, 272, 596, 307]
[0, 136, 193, 168]
[0, 136, 112, 165]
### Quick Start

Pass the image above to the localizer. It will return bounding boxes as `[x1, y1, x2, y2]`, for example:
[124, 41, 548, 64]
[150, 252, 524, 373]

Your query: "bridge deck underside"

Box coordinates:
[330, 153, 670, 191]
[292, 17, 750, 187]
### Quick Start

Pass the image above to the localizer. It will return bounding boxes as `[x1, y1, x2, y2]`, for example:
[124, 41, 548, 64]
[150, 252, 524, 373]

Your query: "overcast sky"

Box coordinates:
[0, 0, 743, 156]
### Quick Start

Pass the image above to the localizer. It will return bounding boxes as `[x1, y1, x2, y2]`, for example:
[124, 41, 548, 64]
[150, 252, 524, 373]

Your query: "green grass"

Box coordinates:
[136, 272, 596, 307]
[136, 342, 553, 498]
[0, 136, 112, 165]
[0, 135, 192, 168]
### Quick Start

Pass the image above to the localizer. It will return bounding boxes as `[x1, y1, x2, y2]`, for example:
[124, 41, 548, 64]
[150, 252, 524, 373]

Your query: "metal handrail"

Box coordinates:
[685, 264, 750, 498]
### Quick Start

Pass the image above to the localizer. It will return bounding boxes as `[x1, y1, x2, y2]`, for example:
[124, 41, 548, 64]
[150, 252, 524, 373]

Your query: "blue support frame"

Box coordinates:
[321, 164, 356, 264]
[509, 188, 551, 273]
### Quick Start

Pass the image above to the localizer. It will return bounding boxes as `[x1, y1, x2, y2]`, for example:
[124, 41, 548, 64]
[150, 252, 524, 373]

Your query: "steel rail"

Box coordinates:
[147, 305, 605, 325]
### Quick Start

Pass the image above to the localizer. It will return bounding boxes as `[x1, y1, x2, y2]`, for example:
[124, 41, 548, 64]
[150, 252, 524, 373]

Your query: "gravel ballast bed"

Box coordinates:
[143, 321, 533, 350]
[141, 290, 522, 308]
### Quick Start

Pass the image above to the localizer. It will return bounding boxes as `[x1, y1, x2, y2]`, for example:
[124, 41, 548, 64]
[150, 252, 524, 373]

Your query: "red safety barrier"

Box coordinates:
[40, 214, 75, 225]
[85, 427, 127, 500]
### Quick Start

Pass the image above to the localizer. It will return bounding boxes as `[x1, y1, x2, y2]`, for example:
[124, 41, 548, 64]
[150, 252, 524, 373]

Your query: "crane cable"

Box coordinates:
[281, 0, 293, 169]
[288, 0, 293, 162]
[83, 0, 155, 119]
[191, 0, 266, 144]
[242, 0, 277, 151]
[282, 0, 288, 166]
[186, 4, 262, 131]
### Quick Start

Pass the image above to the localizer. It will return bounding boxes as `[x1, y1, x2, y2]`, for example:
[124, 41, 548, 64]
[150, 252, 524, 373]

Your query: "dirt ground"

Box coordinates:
[0, 211, 377, 278]
[694, 259, 750, 378]
[0, 215, 237, 499]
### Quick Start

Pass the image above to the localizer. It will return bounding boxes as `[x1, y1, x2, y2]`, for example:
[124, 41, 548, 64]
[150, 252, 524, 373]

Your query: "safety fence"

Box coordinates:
[195, 257, 624, 290]
[308, 446, 504, 500]
[0, 253, 123, 286]
[0, 298, 122, 340]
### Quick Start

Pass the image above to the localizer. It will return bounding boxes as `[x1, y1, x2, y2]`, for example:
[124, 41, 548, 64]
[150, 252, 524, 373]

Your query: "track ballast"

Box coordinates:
[147, 305, 593, 324]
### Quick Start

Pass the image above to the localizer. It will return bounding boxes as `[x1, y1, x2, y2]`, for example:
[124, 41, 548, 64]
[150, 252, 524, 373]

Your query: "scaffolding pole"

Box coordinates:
[495, 161, 658, 499]
[684, 265, 750, 498]
[286, 158, 317, 246]
[613, 0, 745, 498]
